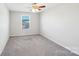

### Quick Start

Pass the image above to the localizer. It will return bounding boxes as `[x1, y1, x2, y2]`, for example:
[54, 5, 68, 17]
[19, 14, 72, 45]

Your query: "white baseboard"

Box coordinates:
[10, 34, 40, 37]
[40, 32, 79, 55]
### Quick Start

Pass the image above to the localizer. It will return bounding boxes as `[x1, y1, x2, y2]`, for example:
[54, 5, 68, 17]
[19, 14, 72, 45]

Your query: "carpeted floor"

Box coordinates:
[1, 34, 78, 56]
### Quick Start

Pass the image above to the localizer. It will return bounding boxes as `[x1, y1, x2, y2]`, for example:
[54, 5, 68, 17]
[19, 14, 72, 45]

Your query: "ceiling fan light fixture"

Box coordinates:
[32, 3, 46, 12]
[32, 8, 39, 12]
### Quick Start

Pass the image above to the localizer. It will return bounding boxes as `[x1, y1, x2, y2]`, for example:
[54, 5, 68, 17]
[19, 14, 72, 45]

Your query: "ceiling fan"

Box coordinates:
[32, 3, 46, 12]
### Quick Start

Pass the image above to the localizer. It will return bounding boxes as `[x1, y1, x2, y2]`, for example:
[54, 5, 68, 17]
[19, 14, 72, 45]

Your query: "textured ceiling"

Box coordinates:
[6, 3, 60, 12]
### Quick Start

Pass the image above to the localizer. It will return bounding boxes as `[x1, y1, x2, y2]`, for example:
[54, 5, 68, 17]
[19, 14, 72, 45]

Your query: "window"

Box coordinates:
[22, 16, 29, 30]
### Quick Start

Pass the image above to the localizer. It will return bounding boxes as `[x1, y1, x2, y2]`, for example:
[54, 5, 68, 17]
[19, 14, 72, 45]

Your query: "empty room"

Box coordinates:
[0, 3, 79, 56]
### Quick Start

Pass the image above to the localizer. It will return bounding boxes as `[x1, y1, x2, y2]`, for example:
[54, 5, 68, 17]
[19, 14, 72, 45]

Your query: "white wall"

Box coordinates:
[10, 11, 40, 36]
[0, 4, 9, 55]
[40, 3, 79, 55]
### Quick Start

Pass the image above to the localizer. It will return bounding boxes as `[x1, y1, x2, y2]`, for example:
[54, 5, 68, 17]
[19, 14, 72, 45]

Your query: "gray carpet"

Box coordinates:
[1, 34, 78, 56]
